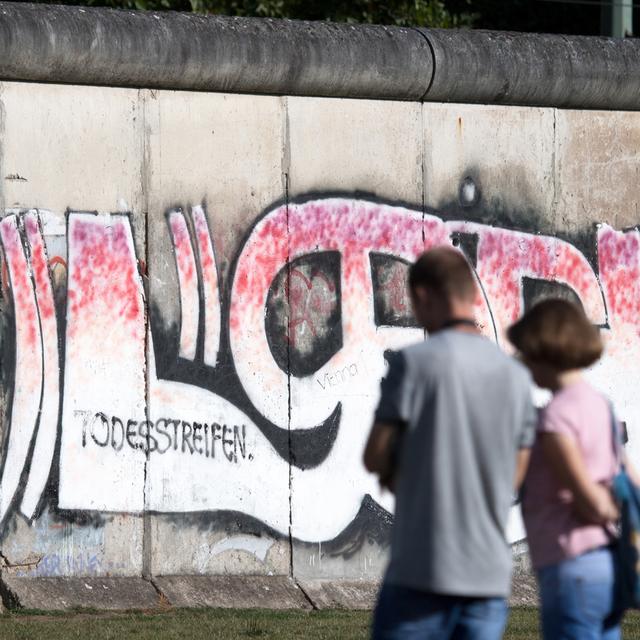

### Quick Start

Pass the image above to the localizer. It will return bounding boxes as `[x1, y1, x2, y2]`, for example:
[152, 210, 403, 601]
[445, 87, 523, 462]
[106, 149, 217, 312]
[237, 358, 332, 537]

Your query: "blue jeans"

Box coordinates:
[537, 546, 623, 640]
[372, 582, 508, 639]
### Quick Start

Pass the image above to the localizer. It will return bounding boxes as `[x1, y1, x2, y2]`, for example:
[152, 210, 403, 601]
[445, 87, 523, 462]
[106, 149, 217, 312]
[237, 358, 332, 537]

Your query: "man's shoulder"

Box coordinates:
[463, 336, 532, 384]
[398, 338, 446, 367]
[399, 334, 530, 383]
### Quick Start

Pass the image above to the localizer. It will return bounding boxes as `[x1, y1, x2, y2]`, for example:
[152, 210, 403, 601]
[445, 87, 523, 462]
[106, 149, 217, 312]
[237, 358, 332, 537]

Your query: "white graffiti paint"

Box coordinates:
[59, 213, 147, 512]
[209, 535, 273, 563]
[0, 215, 44, 521]
[0, 200, 637, 551]
[145, 332, 290, 531]
[168, 209, 199, 362]
[20, 212, 60, 518]
[190, 205, 221, 367]
[230, 201, 431, 540]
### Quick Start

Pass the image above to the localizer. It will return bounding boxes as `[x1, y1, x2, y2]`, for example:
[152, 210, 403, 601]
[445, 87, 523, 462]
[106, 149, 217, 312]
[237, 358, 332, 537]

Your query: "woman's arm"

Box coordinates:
[541, 432, 619, 524]
[515, 448, 531, 492]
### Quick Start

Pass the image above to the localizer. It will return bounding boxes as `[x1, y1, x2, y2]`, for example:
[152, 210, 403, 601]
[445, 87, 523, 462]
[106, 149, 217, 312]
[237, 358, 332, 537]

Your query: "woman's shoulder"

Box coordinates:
[543, 380, 607, 432]
[549, 379, 604, 407]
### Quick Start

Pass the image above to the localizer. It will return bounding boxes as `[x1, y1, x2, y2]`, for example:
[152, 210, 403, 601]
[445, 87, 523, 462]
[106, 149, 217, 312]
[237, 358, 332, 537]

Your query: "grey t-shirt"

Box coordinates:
[375, 330, 536, 598]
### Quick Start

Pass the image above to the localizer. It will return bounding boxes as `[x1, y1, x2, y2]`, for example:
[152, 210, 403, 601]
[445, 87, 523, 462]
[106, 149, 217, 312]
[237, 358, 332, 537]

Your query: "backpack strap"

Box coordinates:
[610, 401, 625, 472]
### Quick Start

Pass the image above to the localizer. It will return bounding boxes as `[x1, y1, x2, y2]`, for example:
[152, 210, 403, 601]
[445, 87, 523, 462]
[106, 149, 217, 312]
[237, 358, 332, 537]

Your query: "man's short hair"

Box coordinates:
[408, 247, 476, 302]
[507, 298, 603, 370]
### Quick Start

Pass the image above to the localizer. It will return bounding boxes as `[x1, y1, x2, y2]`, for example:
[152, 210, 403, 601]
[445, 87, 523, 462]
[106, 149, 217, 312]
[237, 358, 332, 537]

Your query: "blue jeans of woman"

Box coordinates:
[537, 546, 623, 640]
[372, 582, 508, 639]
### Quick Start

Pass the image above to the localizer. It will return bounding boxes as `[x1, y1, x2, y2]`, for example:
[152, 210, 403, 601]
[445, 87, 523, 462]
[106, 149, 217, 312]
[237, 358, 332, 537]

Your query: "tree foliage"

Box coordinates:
[34, 0, 477, 28]
[32, 0, 606, 35]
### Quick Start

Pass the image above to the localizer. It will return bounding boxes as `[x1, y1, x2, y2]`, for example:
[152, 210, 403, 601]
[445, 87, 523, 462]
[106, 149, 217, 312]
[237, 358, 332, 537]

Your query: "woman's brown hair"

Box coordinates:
[507, 298, 603, 370]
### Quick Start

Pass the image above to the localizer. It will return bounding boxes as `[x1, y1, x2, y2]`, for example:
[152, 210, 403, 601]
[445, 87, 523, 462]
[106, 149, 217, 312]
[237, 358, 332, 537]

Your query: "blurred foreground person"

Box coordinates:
[364, 247, 536, 640]
[508, 299, 625, 640]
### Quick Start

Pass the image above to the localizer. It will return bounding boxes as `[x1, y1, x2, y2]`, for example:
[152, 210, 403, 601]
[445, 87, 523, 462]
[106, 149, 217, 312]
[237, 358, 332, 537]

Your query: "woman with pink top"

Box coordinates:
[508, 299, 625, 640]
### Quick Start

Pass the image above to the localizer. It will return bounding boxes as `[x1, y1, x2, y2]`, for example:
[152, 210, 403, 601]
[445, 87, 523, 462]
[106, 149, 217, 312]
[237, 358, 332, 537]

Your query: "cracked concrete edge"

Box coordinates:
[0, 574, 537, 611]
[0, 575, 161, 611]
[0, 573, 370, 611]
[292, 577, 539, 610]
[294, 579, 380, 610]
[0, 573, 18, 610]
[151, 575, 312, 610]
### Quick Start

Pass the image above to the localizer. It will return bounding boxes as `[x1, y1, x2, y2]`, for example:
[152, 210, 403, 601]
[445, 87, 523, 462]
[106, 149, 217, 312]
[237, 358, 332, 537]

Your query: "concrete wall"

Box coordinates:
[0, 80, 638, 582]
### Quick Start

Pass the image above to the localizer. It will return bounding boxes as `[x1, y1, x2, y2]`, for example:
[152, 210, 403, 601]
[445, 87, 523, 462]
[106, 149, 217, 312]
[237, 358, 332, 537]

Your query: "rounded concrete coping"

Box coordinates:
[423, 28, 640, 110]
[0, 2, 639, 109]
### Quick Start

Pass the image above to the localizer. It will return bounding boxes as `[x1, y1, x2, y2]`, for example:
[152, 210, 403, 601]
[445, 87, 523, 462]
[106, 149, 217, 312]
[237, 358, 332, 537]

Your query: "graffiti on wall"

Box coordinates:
[0, 198, 638, 548]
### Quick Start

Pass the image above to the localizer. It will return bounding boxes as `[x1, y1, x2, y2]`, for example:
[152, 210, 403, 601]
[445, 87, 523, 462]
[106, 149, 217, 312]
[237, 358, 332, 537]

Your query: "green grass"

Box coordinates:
[0, 607, 639, 639]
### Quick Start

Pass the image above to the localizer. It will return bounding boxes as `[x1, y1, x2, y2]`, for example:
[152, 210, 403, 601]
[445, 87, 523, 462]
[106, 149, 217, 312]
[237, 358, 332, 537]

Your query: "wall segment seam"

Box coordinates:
[141, 87, 152, 581]
[412, 28, 437, 103]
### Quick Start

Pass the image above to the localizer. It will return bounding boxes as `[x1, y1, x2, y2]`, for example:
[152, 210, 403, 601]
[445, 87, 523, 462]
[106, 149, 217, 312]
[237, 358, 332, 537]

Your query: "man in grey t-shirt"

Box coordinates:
[364, 247, 535, 640]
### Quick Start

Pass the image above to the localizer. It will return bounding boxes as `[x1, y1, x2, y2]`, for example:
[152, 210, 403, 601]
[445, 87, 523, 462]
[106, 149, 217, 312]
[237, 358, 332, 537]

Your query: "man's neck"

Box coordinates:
[436, 317, 480, 335]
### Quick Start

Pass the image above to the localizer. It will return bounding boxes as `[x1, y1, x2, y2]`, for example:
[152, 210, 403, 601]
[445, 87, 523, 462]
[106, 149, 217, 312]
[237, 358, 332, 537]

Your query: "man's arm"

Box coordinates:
[514, 448, 531, 491]
[364, 351, 411, 491]
[363, 422, 399, 480]
[514, 380, 536, 492]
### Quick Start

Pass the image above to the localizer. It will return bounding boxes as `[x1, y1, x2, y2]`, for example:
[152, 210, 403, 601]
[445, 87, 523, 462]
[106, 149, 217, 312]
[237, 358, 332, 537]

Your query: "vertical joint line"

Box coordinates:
[551, 108, 558, 216]
[421, 105, 427, 340]
[420, 105, 427, 247]
[141, 88, 152, 581]
[411, 27, 437, 103]
[281, 96, 295, 578]
[285, 171, 294, 578]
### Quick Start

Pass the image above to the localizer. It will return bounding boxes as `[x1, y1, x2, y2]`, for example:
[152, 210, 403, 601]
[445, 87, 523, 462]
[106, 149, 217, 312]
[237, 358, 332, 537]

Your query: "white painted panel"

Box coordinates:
[59, 213, 146, 512]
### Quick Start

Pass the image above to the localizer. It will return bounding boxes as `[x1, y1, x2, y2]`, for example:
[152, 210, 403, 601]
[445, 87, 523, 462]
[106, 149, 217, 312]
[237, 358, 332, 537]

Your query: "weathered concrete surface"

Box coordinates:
[0, 78, 638, 600]
[423, 29, 640, 110]
[0, 5, 640, 109]
[298, 579, 379, 610]
[300, 576, 537, 610]
[287, 96, 423, 580]
[510, 542, 538, 607]
[0, 81, 146, 261]
[0, 511, 145, 579]
[0, 3, 431, 100]
[153, 576, 312, 609]
[148, 518, 289, 579]
[423, 102, 555, 238]
[287, 97, 423, 200]
[0, 573, 536, 610]
[144, 90, 289, 578]
[144, 90, 285, 351]
[555, 109, 640, 232]
[1, 81, 144, 219]
[0, 576, 161, 610]
[0, 80, 145, 578]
